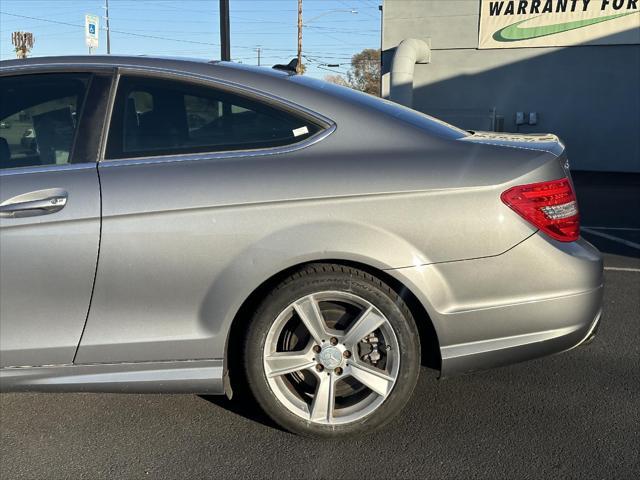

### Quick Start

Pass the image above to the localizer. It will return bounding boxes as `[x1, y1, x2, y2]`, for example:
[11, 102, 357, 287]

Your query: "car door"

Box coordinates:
[0, 71, 112, 368]
[75, 70, 325, 364]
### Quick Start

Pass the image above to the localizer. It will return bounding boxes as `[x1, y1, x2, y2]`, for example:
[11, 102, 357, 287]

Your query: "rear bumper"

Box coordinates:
[438, 288, 602, 376]
[387, 234, 604, 377]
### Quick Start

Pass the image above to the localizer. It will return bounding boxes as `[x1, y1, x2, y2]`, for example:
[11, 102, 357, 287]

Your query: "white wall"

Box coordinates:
[382, 0, 640, 172]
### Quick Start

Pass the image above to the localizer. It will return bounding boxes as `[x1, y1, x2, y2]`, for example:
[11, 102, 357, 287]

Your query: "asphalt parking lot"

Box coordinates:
[1, 173, 639, 480]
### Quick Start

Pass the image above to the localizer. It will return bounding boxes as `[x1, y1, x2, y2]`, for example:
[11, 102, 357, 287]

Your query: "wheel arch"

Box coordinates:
[224, 259, 442, 394]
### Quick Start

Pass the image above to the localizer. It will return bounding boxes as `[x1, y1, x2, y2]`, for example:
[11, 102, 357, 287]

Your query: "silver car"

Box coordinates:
[0, 56, 603, 437]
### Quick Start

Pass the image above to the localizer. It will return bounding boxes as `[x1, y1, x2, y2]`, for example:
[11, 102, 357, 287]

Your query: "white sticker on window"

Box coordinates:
[292, 126, 309, 137]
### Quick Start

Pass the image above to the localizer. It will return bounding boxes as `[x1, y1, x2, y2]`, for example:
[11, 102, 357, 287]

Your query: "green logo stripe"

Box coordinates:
[493, 11, 639, 42]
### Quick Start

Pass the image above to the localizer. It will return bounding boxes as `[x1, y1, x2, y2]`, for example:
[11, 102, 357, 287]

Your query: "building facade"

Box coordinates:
[381, 0, 640, 172]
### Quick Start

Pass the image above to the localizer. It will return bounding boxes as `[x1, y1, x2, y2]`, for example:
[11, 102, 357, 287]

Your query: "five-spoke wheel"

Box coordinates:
[264, 291, 400, 424]
[244, 264, 420, 437]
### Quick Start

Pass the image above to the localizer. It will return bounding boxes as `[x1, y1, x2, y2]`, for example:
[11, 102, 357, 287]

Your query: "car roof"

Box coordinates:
[0, 55, 303, 107]
[0, 55, 292, 79]
[0, 55, 467, 142]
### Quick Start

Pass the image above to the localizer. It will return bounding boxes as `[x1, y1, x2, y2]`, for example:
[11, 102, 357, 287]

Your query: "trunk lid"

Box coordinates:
[460, 131, 566, 159]
[460, 130, 572, 183]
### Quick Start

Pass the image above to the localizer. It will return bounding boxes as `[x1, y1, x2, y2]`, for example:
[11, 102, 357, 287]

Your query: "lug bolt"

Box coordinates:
[316, 364, 324, 372]
[334, 367, 343, 375]
[343, 350, 352, 359]
[313, 345, 321, 354]
[330, 337, 338, 345]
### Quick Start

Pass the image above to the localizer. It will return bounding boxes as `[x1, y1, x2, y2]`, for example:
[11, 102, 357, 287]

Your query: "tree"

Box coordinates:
[323, 74, 349, 87]
[323, 48, 381, 96]
[347, 48, 380, 96]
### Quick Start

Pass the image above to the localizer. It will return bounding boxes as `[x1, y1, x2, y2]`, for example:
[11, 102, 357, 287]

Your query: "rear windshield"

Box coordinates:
[289, 75, 469, 140]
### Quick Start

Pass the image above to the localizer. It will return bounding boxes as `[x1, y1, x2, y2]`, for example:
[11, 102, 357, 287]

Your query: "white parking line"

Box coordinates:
[582, 226, 640, 232]
[604, 267, 640, 273]
[581, 227, 640, 250]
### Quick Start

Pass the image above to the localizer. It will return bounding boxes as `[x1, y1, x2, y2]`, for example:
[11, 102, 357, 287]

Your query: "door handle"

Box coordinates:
[0, 192, 68, 218]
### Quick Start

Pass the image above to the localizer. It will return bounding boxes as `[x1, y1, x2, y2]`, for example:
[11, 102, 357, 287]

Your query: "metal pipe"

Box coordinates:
[390, 38, 431, 108]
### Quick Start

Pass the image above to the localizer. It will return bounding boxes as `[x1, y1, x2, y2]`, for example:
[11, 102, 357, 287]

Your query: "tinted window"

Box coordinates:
[0, 74, 89, 170]
[106, 76, 321, 159]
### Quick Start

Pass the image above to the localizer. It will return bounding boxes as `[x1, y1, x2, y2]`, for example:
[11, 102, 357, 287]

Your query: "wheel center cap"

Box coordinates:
[319, 346, 343, 369]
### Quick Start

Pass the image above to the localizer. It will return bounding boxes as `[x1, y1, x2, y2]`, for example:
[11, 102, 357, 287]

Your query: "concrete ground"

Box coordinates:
[1, 172, 639, 479]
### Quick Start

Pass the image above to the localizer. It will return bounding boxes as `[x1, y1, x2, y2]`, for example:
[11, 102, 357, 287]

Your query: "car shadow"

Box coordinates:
[198, 393, 287, 433]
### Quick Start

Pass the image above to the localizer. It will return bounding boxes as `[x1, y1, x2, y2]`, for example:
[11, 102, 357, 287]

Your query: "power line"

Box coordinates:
[0, 10, 355, 57]
[0, 6, 379, 71]
[1, 12, 211, 48]
[317, 65, 349, 75]
[0, 11, 222, 47]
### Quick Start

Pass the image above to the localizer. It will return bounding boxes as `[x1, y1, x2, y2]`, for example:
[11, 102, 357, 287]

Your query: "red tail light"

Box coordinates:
[501, 178, 580, 242]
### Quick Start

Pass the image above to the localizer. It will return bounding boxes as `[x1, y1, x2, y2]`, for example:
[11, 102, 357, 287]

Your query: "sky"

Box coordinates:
[0, 0, 382, 79]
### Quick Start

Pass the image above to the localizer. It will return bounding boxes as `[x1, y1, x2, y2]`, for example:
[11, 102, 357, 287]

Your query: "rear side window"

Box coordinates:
[0, 74, 89, 170]
[106, 75, 322, 159]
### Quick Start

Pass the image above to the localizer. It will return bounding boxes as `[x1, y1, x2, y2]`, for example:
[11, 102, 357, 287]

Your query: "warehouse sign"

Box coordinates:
[479, 0, 640, 48]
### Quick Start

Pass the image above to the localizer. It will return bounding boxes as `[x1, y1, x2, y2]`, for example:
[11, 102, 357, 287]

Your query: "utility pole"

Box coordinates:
[105, 0, 111, 54]
[295, 7, 356, 75]
[296, 0, 303, 74]
[255, 47, 261, 66]
[220, 0, 231, 61]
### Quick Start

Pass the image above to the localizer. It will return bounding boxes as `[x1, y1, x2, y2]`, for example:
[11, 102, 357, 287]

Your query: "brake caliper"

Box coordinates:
[359, 332, 381, 366]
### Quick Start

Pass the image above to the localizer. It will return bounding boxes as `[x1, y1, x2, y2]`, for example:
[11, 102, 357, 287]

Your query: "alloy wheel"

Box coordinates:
[263, 291, 400, 425]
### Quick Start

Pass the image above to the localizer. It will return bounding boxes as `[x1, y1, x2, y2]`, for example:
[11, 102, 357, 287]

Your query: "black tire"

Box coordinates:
[243, 263, 421, 437]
